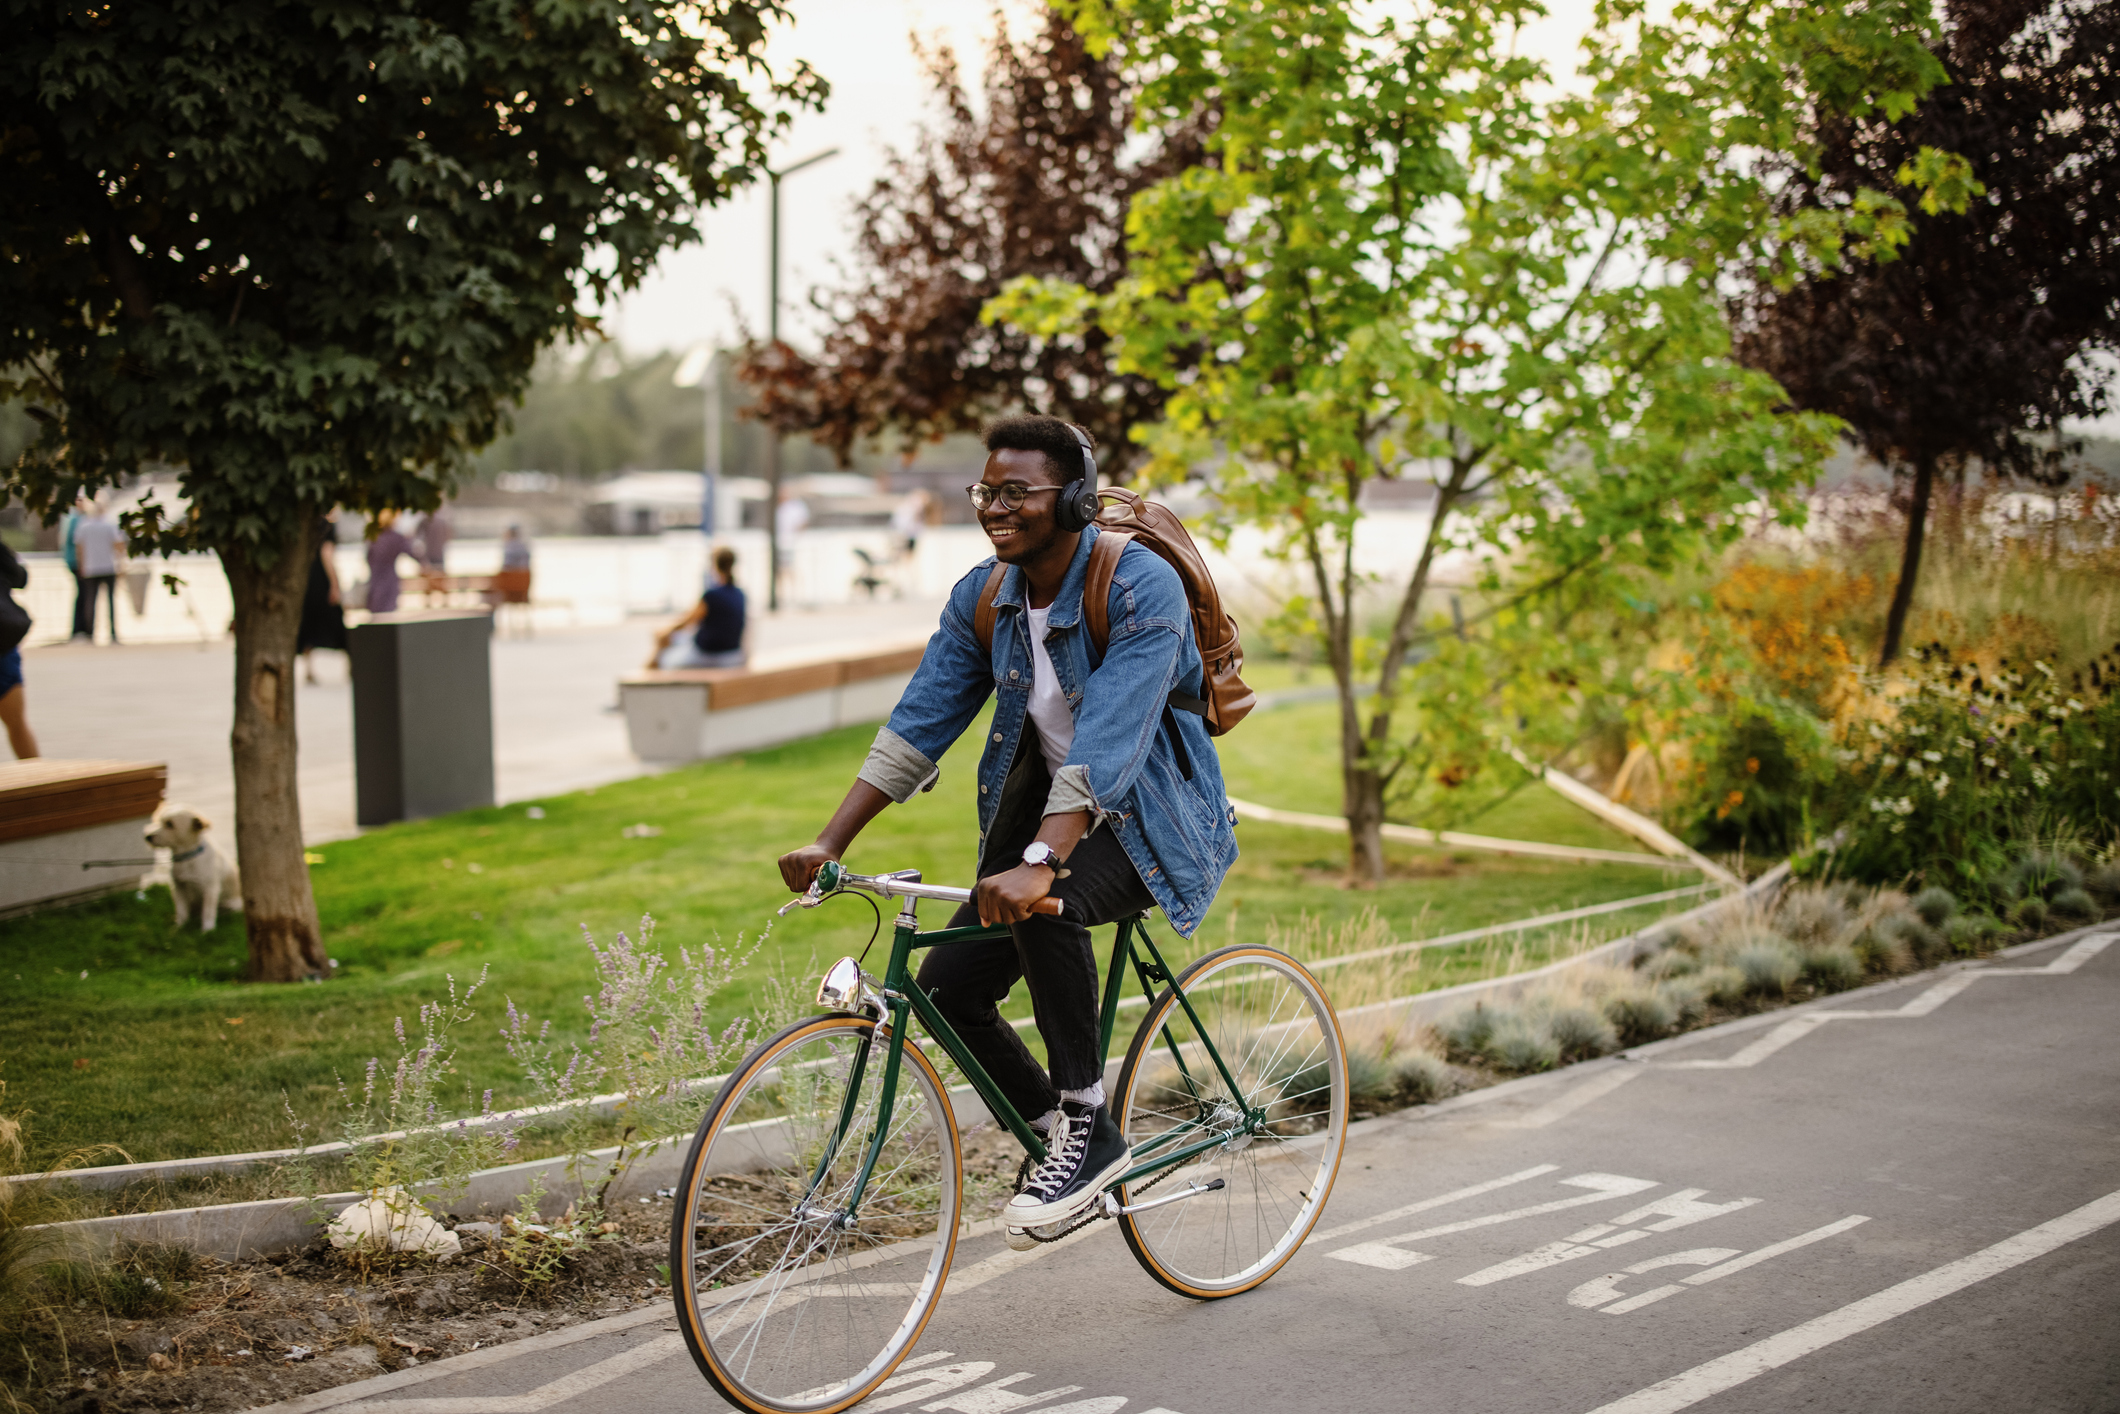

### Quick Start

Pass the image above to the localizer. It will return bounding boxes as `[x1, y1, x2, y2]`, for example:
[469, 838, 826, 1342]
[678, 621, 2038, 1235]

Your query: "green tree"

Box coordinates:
[993, 0, 1951, 879]
[736, 9, 1205, 480]
[1, 0, 820, 978]
[1734, 0, 2120, 666]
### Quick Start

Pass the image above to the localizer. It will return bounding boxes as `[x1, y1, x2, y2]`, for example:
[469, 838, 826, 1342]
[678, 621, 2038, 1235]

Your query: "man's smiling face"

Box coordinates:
[977, 447, 1070, 565]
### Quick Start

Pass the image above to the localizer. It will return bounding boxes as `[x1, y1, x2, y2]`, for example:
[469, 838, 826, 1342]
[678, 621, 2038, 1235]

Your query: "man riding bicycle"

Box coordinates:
[779, 414, 1239, 1242]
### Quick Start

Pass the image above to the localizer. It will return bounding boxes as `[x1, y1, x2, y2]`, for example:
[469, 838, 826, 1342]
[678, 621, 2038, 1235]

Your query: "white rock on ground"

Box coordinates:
[327, 1189, 463, 1258]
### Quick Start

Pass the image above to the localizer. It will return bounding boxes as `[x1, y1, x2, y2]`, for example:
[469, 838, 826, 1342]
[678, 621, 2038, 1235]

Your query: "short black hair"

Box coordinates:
[713, 546, 737, 576]
[982, 414, 1091, 484]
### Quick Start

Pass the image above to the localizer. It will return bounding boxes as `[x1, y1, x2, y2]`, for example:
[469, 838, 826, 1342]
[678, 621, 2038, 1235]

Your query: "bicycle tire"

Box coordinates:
[669, 1013, 962, 1413]
[1113, 944, 1348, 1299]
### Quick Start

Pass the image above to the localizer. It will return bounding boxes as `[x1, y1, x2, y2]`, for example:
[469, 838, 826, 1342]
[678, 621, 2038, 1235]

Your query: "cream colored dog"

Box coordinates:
[145, 806, 244, 931]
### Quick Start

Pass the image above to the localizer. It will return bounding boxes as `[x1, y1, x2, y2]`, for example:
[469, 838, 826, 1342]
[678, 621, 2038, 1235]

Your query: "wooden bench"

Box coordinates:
[0, 759, 167, 916]
[405, 569, 533, 606]
[619, 645, 927, 763]
[404, 568, 542, 635]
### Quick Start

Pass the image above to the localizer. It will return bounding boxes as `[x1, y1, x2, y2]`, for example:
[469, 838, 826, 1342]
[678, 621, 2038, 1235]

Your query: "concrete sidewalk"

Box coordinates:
[15, 599, 944, 846]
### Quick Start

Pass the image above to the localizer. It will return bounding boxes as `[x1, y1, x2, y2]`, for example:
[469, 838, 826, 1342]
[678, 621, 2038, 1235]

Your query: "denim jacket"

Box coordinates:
[858, 527, 1238, 936]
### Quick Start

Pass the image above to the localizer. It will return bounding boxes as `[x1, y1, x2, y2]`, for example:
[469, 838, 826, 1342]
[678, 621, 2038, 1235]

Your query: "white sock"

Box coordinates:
[1030, 1108, 1060, 1136]
[1059, 1082, 1104, 1110]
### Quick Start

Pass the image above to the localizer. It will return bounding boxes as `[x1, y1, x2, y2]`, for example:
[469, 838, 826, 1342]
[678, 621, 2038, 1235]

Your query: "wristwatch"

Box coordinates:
[1021, 841, 1068, 876]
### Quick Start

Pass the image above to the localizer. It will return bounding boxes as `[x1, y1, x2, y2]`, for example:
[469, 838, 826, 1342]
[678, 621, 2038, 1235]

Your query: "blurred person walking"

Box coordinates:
[71, 498, 125, 644]
[891, 487, 931, 558]
[418, 505, 453, 572]
[0, 538, 37, 757]
[650, 546, 747, 669]
[891, 486, 932, 594]
[59, 496, 88, 639]
[365, 510, 415, 614]
[774, 487, 809, 607]
[298, 512, 348, 684]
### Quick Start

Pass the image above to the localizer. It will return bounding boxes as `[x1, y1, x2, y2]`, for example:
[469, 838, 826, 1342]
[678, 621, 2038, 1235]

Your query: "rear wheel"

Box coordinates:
[669, 1014, 961, 1414]
[1113, 945, 1347, 1298]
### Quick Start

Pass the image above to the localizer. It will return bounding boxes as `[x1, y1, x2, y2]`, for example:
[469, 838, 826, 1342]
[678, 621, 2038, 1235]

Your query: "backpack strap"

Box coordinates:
[1083, 529, 1130, 658]
[972, 561, 1007, 653]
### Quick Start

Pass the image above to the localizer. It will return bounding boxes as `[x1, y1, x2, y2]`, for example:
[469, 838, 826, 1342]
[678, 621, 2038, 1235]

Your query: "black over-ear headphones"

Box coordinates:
[1055, 423, 1100, 534]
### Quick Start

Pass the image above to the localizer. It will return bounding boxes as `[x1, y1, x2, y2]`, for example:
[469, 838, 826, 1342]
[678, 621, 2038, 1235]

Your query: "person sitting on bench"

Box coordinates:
[651, 547, 748, 669]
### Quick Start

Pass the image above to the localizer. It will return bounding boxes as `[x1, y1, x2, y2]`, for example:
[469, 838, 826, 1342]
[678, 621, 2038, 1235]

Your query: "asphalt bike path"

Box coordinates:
[256, 928, 2120, 1414]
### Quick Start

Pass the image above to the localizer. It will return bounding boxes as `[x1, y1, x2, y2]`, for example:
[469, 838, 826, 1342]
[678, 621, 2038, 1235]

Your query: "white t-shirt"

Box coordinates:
[74, 516, 124, 577]
[1024, 606, 1076, 780]
[775, 496, 810, 548]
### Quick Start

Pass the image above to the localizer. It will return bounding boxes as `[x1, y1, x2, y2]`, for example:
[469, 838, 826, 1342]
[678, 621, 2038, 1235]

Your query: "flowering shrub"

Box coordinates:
[1713, 561, 1873, 712]
[1822, 643, 2120, 899]
[502, 916, 757, 1217]
[293, 969, 516, 1215]
[290, 920, 758, 1252]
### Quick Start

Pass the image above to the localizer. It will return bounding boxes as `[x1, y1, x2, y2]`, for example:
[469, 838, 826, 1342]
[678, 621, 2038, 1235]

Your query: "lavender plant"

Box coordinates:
[292, 969, 517, 1216]
[502, 917, 758, 1217]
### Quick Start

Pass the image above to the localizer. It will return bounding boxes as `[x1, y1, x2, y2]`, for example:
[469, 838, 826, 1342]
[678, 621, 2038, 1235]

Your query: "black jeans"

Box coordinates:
[74, 574, 117, 642]
[916, 733, 1156, 1127]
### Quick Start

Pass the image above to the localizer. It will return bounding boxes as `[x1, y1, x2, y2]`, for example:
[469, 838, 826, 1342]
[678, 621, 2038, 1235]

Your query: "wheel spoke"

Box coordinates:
[672, 1017, 960, 1411]
[1117, 948, 1346, 1298]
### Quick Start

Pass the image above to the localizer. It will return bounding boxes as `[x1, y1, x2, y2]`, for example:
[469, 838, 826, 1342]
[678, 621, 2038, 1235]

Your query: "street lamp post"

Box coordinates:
[763, 146, 837, 611]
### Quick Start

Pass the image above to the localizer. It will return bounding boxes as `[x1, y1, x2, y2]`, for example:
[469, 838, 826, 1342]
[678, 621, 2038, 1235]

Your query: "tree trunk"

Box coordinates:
[1878, 453, 1935, 666]
[1340, 461, 1471, 881]
[1343, 760, 1387, 883]
[222, 516, 330, 982]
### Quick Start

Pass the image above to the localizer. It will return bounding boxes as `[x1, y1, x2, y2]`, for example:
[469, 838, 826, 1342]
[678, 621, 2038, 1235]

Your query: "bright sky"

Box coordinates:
[602, 0, 1601, 359]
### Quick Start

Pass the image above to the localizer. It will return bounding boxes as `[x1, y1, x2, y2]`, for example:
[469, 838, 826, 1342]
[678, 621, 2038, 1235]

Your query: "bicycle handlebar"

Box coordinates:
[780, 861, 1065, 918]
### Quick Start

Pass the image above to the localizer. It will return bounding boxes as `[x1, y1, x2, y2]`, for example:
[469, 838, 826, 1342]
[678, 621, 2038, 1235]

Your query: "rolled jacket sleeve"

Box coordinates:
[858, 726, 941, 804]
[1043, 763, 1101, 820]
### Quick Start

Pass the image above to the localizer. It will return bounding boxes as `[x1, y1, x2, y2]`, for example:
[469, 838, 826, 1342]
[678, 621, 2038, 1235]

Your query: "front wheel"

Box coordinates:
[669, 1013, 962, 1414]
[1114, 945, 1348, 1299]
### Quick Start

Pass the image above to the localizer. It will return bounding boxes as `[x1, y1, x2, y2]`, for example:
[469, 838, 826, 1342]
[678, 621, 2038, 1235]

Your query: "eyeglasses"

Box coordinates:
[966, 481, 1063, 513]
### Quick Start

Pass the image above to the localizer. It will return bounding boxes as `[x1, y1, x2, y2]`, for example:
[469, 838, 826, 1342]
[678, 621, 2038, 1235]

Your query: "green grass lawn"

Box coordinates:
[1, 697, 1682, 1171]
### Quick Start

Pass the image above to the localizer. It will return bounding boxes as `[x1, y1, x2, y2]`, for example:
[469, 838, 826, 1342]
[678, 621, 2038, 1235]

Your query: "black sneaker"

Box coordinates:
[1004, 1100, 1131, 1228]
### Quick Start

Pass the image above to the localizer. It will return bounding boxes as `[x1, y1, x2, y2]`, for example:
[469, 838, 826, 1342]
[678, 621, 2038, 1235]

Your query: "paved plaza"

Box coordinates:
[17, 599, 943, 845]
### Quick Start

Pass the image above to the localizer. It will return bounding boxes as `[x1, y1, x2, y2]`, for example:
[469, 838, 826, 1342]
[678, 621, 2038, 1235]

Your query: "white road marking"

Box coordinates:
[1680, 1214, 1872, 1288]
[335, 1333, 687, 1413]
[943, 1215, 1103, 1294]
[919, 1369, 1083, 1412]
[1458, 1189, 1759, 1286]
[1503, 1068, 1645, 1127]
[1830, 974, 1978, 1019]
[1982, 931, 2114, 975]
[1330, 1173, 1657, 1270]
[866, 1360, 996, 1410]
[1664, 932, 2115, 1066]
[1569, 1249, 1740, 1310]
[1580, 1187, 2120, 1414]
[1664, 1016, 1830, 1069]
[1312, 1163, 1560, 1242]
[1592, 1215, 1872, 1316]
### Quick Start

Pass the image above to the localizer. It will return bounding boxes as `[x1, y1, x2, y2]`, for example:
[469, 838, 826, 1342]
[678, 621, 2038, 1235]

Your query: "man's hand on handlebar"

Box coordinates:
[976, 862, 1057, 927]
[778, 844, 839, 894]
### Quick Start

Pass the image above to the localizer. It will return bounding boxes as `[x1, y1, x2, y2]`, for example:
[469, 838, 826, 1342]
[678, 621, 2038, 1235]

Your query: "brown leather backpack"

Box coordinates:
[973, 486, 1255, 737]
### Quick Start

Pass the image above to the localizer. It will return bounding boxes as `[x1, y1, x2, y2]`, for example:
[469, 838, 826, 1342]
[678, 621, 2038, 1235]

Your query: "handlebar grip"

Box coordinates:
[1032, 897, 1065, 916]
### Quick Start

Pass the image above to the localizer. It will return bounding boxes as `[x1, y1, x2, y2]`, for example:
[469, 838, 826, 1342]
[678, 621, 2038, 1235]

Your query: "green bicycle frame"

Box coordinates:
[830, 902, 1256, 1223]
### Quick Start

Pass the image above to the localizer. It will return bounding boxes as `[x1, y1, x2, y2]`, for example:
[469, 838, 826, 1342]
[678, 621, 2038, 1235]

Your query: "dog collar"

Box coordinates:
[170, 843, 209, 863]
